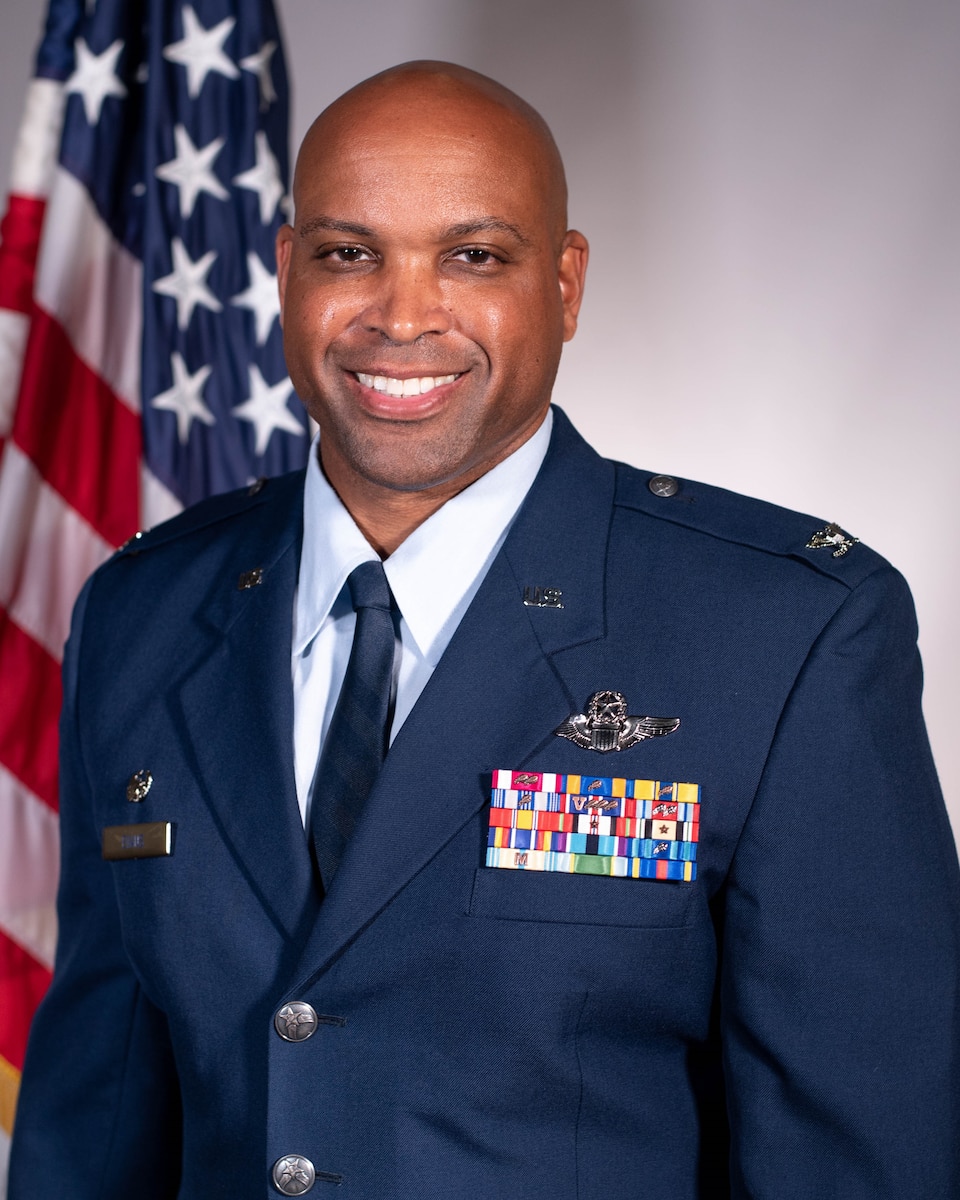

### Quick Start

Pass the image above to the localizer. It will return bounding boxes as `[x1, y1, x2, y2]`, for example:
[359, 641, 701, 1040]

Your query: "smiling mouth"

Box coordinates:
[355, 372, 460, 397]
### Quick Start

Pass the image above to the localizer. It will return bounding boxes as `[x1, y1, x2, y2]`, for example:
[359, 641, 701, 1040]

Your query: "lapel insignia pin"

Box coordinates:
[806, 522, 859, 558]
[126, 769, 153, 802]
[523, 586, 563, 609]
[237, 566, 264, 590]
[555, 690, 680, 753]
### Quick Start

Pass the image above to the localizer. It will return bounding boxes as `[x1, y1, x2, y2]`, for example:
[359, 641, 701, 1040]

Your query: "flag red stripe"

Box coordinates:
[0, 195, 45, 315]
[0, 612, 61, 812]
[12, 308, 141, 548]
[0, 928, 52, 1072]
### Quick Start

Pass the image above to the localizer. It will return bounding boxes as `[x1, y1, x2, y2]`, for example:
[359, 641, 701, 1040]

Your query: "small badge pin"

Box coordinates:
[237, 566, 264, 590]
[554, 690, 680, 754]
[523, 586, 563, 609]
[126, 769, 153, 802]
[806, 522, 859, 558]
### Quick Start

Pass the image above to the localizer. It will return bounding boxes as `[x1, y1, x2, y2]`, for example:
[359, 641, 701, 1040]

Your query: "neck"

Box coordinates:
[315, 409, 550, 557]
[319, 458, 486, 559]
[333, 485, 451, 558]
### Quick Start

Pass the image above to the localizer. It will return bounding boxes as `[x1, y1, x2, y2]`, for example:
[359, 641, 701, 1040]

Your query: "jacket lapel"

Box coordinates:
[175, 479, 319, 944]
[286, 411, 616, 991]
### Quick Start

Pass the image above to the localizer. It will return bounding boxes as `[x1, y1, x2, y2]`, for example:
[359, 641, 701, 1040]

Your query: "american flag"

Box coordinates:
[0, 0, 305, 1177]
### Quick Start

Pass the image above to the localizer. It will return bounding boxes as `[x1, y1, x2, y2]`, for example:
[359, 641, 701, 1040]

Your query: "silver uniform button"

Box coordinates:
[272, 1155, 316, 1195]
[275, 1002, 319, 1042]
[648, 474, 679, 498]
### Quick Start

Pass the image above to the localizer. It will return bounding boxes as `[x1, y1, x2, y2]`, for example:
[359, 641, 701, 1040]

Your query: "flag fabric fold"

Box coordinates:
[0, 0, 304, 1182]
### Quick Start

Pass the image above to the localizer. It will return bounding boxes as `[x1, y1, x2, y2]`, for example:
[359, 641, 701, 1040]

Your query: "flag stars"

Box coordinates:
[233, 366, 302, 455]
[240, 40, 278, 109]
[152, 238, 223, 330]
[66, 37, 127, 124]
[162, 5, 239, 98]
[155, 124, 228, 218]
[230, 251, 280, 344]
[151, 352, 216, 443]
[233, 131, 284, 223]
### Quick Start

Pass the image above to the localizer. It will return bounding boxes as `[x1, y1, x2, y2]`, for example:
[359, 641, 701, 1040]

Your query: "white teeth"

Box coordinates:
[356, 372, 458, 396]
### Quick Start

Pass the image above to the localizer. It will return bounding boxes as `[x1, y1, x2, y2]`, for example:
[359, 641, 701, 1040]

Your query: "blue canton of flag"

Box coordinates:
[62, 0, 306, 509]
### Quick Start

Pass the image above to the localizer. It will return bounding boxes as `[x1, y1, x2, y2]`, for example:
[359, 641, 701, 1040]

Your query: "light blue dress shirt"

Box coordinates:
[292, 410, 553, 826]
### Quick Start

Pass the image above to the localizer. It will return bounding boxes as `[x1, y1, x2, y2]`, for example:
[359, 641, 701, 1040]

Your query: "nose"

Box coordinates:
[360, 259, 453, 343]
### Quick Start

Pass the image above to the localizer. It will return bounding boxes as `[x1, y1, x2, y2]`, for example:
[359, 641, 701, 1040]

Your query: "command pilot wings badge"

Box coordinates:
[554, 690, 680, 754]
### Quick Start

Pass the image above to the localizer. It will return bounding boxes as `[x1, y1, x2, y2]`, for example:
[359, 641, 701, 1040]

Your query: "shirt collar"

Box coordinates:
[294, 410, 553, 660]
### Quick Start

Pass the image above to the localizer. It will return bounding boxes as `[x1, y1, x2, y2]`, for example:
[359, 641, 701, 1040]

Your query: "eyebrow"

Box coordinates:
[297, 214, 530, 246]
[298, 216, 374, 239]
[441, 218, 531, 246]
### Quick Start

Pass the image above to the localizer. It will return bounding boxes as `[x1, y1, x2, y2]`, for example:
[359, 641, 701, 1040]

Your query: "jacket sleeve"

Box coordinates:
[8, 576, 182, 1199]
[721, 564, 960, 1197]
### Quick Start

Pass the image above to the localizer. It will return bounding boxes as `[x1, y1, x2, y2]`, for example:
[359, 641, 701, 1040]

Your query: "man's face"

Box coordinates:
[276, 90, 587, 502]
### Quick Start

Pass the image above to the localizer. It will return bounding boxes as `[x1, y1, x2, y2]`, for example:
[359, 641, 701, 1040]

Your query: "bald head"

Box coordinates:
[294, 61, 569, 247]
[275, 60, 588, 551]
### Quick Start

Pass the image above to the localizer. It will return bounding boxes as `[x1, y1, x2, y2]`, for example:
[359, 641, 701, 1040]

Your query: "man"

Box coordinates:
[9, 62, 959, 1199]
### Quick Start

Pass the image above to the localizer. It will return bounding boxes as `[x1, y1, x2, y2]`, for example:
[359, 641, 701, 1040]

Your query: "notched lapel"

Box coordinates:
[285, 411, 618, 990]
[175, 493, 317, 943]
[286, 553, 570, 993]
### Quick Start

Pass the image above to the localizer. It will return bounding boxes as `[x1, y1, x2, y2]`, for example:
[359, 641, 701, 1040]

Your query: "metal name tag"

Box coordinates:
[102, 822, 173, 860]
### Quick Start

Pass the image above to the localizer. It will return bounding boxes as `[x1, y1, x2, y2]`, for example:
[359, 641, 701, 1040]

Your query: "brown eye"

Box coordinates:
[453, 247, 498, 265]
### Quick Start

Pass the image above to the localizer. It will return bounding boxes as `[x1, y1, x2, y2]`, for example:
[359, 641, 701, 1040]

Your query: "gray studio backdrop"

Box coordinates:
[1, 0, 957, 834]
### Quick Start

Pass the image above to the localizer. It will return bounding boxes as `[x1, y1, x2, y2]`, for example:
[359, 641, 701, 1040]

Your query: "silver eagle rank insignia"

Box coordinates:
[554, 690, 680, 754]
[805, 522, 859, 558]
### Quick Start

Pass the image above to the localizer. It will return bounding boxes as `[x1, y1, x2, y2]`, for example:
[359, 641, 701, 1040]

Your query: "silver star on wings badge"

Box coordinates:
[554, 690, 680, 754]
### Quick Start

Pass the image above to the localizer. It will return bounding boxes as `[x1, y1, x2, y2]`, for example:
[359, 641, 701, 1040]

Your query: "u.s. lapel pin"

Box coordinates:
[555, 690, 680, 753]
[523, 585, 563, 609]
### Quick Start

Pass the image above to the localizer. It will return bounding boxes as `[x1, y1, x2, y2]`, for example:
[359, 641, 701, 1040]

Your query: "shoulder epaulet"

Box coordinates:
[111, 471, 303, 560]
[612, 462, 887, 590]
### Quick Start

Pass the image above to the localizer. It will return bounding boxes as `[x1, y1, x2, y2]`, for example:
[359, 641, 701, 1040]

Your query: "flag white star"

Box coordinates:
[162, 5, 239, 99]
[152, 238, 222, 330]
[233, 131, 283, 224]
[240, 40, 277, 109]
[151, 352, 215, 443]
[230, 251, 279, 344]
[65, 37, 127, 124]
[233, 366, 301, 455]
[155, 125, 228, 219]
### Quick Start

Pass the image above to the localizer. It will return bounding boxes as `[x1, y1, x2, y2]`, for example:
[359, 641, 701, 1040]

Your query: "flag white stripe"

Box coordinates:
[33, 167, 142, 415]
[0, 311, 29, 440]
[141, 463, 184, 531]
[0, 443, 112, 663]
[9, 78, 64, 199]
[0, 764, 59, 972]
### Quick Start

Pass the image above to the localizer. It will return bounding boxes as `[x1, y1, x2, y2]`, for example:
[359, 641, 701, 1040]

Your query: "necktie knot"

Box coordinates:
[347, 560, 393, 613]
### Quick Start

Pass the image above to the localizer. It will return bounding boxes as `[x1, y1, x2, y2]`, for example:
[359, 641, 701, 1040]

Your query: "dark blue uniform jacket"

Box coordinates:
[10, 409, 960, 1198]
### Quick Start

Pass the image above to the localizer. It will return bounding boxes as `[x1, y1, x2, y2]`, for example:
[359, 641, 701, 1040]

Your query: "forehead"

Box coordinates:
[295, 100, 556, 238]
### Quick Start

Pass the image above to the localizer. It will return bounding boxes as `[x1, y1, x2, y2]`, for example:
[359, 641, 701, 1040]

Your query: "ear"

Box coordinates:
[275, 224, 294, 327]
[557, 230, 589, 342]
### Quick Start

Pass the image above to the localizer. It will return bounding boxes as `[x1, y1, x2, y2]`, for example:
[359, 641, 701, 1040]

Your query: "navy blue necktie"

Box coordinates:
[310, 560, 396, 890]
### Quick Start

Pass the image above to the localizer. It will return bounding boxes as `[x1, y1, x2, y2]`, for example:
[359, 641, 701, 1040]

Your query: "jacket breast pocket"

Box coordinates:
[467, 866, 697, 929]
